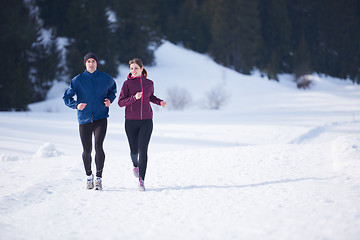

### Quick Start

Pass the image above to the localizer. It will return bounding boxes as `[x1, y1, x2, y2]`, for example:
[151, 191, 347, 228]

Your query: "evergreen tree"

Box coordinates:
[293, 33, 311, 77]
[29, 32, 62, 102]
[169, 0, 211, 53]
[209, 0, 261, 74]
[0, 0, 38, 110]
[15, 0, 360, 91]
[64, 0, 118, 79]
[0, 0, 63, 110]
[154, 0, 186, 46]
[313, 0, 360, 81]
[288, 0, 360, 82]
[288, 0, 319, 76]
[258, 0, 291, 80]
[36, 0, 119, 80]
[109, 0, 162, 66]
[35, 0, 72, 35]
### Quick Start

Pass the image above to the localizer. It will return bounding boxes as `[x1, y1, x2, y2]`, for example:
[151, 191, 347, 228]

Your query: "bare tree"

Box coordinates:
[166, 87, 192, 110]
[205, 84, 228, 110]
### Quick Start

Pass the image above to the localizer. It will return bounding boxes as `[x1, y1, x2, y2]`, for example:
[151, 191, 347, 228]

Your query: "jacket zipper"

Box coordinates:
[91, 73, 94, 122]
[140, 77, 143, 119]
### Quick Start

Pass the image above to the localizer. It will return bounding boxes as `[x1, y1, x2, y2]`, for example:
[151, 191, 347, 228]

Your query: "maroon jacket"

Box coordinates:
[118, 74, 163, 119]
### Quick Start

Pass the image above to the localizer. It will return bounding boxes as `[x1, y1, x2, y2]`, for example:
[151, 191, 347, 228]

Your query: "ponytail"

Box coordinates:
[142, 68, 147, 77]
[129, 58, 147, 77]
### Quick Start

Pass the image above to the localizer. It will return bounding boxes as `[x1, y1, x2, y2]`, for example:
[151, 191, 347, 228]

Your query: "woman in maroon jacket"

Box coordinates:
[118, 58, 166, 191]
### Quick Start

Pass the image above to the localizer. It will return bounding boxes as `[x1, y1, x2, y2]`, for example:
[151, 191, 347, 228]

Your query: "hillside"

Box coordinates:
[1, 41, 360, 240]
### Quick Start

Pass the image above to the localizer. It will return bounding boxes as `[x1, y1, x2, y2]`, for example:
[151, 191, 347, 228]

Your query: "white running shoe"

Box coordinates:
[86, 174, 94, 189]
[138, 177, 145, 191]
[94, 177, 102, 190]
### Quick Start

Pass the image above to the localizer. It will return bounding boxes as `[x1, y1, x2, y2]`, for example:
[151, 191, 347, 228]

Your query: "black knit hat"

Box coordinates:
[84, 52, 98, 65]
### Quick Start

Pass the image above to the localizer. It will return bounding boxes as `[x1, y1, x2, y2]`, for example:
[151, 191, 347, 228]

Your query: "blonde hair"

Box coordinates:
[129, 58, 147, 77]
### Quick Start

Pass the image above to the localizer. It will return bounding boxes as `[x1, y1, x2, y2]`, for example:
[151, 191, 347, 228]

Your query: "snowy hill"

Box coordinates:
[1, 41, 360, 240]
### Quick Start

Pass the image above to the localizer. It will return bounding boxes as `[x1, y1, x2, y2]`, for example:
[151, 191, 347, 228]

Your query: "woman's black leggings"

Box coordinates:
[125, 119, 153, 180]
[79, 118, 107, 178]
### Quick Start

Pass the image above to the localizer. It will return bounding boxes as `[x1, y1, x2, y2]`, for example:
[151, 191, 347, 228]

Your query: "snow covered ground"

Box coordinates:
[1, 42, 360, 240]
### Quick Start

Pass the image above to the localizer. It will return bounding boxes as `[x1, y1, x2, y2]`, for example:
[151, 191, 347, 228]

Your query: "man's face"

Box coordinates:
[86, 58, 97, 73]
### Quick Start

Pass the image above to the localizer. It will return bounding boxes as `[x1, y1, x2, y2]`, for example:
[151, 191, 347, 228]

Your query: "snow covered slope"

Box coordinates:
[1, 41, 360, 240]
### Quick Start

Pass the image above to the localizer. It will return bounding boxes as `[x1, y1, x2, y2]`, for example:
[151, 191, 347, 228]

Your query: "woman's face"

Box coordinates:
[86, 58, 97, 73]
[130, 63, 143, 77]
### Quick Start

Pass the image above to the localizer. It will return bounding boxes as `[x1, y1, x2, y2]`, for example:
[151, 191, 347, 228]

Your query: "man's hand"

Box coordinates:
[77, 103, 87, 110]
[104, 98, 111, 107]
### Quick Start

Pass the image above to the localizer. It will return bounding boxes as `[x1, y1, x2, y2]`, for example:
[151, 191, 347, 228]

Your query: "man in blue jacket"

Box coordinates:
[63, 52, 117, 190]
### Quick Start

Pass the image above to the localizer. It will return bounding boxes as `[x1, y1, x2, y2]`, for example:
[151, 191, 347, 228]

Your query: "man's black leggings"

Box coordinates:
[79, 118, 107, 178]
[125, 119, 153, 180]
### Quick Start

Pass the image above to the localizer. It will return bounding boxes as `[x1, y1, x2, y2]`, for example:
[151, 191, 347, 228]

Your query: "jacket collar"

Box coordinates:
[84, 69, 98, 76]
[127, 73, 144, 80]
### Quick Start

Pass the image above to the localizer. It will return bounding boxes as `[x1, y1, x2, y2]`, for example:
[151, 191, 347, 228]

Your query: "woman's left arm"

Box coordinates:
[149, 84, 166, 107]
[149, 83, 162, 105]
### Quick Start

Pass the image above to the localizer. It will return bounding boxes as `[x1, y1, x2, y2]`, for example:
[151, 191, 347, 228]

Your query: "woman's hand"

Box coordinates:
[104, 98, 111, 107]
[135, 92, 143, 100]
[160, 101, 167, 108]
[77, 103, 87, 110]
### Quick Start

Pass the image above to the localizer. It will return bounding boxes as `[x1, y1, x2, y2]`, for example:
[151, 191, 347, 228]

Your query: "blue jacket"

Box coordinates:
[63, 70, 117, 124]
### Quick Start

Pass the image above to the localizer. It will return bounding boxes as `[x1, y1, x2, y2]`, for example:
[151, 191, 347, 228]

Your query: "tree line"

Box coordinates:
[1, 0, 359, 111]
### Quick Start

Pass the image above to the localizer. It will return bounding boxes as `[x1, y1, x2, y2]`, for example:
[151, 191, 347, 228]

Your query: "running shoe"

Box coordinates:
[133, 167, 139, 178]
[94, 177, 103, 190]
[138, 177, 145, 191]
[86, 174, 94, 190]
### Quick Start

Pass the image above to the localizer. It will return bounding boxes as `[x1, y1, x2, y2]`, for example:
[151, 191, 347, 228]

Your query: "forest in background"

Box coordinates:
[1, 0, 359, 111]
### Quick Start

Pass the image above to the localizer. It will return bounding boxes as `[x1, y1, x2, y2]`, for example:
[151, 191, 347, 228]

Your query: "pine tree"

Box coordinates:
[209, 0, 261, 74]
[154, 0, 185, 46]
[37, 0, 119, 79]
[258, 0, 291, 80]
[288, 0, 360, 83]
[0, 0, 38, 110]
[109, 0, 161, 66]
[313, 0, 360, 81]
[293, 33, 311, 75]
[35, 0, 72, 35]
[29, 33, 62, 102]
[64, 0, 118, 79]
[170, 0, 211, 53]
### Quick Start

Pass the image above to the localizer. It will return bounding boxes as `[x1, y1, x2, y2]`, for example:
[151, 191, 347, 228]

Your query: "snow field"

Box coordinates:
[1, 41, 360, 239]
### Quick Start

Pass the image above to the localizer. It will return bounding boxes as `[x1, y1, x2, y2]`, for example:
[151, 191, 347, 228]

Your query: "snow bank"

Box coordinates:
[0, 154, 20, 162]
[34, 143, 63, 158]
